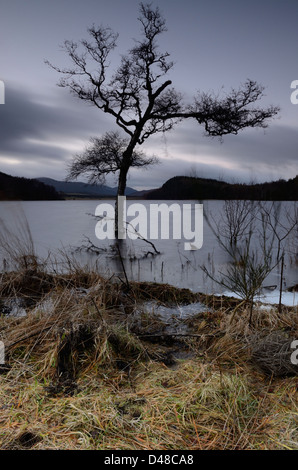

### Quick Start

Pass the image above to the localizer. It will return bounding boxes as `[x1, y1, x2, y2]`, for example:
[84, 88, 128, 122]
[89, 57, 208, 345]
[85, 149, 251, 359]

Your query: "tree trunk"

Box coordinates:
[115, 126, 144, 237]
[115, 150, 131, 238]
[118, 170, 127, 196]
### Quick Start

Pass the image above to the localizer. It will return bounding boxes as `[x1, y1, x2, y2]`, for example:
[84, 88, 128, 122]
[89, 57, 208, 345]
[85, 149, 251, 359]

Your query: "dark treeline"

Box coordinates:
[145, 175, 298, 201]
[0, 172, 62, 200]
[0, 171, 297, 201]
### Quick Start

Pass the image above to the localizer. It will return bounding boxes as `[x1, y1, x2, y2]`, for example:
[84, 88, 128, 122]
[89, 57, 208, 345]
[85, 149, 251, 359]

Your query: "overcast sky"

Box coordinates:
[0, 0, 298, 190]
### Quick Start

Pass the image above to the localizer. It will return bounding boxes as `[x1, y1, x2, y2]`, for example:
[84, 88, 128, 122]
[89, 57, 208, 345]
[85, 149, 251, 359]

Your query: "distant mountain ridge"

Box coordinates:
[37, 177, 138, 198]
[145, 175, 298, 200]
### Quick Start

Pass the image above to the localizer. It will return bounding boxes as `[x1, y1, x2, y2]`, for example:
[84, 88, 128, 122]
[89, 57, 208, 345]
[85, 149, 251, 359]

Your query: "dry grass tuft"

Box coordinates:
[0, 261, 297, 450]
[248, 331, 298, 377]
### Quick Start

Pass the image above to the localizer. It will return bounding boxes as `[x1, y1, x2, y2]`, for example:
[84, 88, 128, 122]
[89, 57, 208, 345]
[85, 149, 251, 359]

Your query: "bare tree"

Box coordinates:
[203, 199, 297, 324]
[205, 199, 258, 253]
[256, 201, 297, 311]
[257, 201, 297, 262]
[46, 3, 279, 234]
[67, 131, 158, 185]
[202, 201, 277, 325]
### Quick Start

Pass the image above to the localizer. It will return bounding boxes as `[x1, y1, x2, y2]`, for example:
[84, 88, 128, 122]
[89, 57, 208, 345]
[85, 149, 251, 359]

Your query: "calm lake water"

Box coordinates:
[0, 199, 297, 305]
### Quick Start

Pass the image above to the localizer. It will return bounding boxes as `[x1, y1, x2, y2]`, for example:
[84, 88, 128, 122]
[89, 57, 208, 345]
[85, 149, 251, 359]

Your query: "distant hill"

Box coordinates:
[1, 172, 296, 202]
[37, 177, 138, 198]
[0, 172, 62, 200]
[145, 175, 298, 201]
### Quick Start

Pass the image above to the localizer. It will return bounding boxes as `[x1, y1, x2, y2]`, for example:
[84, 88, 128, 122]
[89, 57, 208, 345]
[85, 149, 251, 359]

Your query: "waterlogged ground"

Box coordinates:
[0, 199, 297, 306]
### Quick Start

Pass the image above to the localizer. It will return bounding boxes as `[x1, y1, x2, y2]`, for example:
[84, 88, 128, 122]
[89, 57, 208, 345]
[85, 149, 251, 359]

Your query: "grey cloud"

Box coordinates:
[0, 84, 111, 164]
[218, 125, 298, 167]
[127, 158, 253, 190]
[142, 120, 298, 183]
[0, 83, 297, 187]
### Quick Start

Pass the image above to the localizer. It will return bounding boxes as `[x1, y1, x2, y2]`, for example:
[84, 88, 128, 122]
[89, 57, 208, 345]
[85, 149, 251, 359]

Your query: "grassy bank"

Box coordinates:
[0, 267, 297, 450]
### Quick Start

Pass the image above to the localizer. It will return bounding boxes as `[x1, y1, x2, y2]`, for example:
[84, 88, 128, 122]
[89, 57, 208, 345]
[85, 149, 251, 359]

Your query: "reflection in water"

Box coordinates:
[0, 200, 296, 305]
